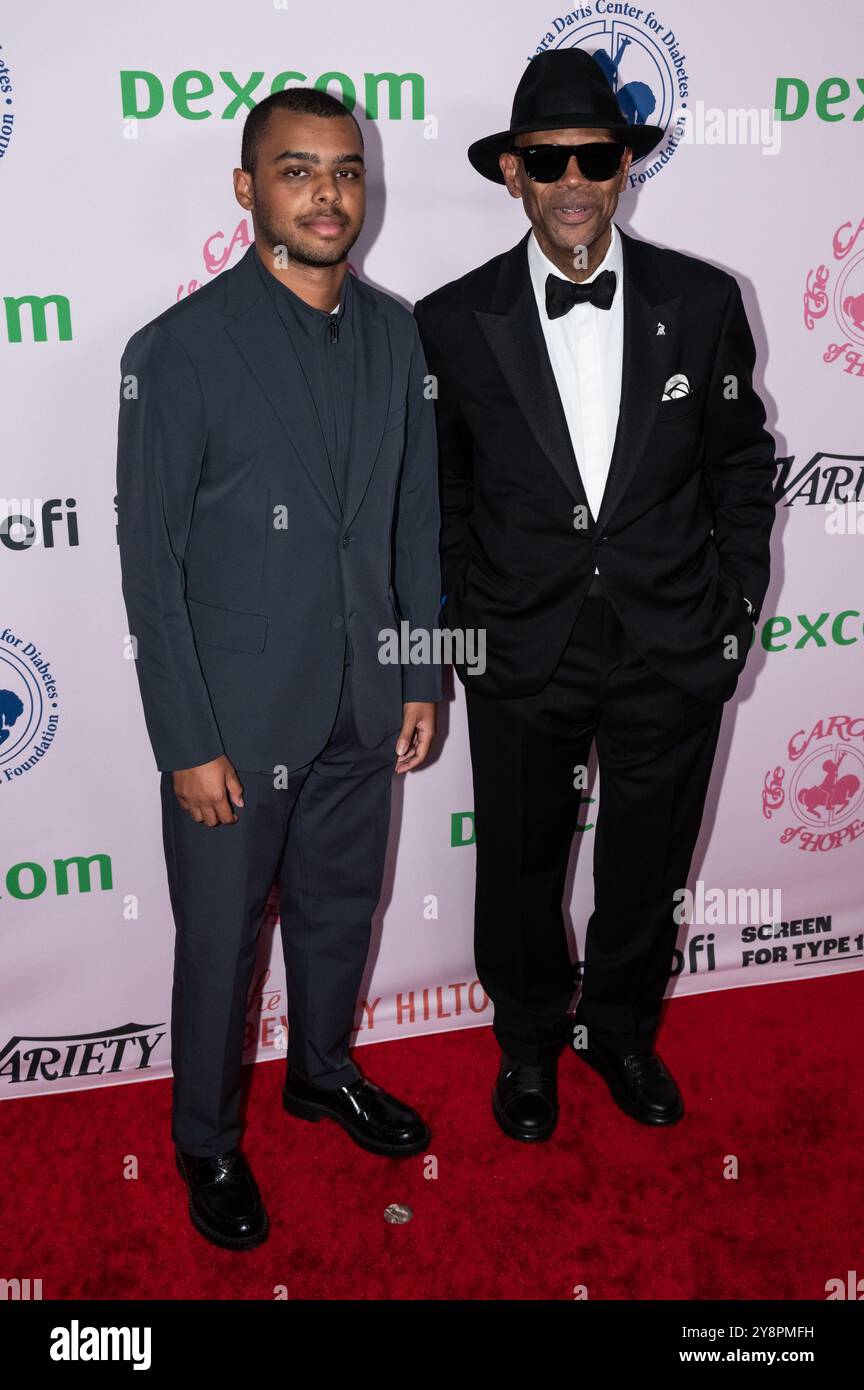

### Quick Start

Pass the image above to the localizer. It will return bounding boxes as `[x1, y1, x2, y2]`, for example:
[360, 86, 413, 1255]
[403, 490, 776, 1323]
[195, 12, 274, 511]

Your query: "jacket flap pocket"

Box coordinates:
[187, 597, 268, 653]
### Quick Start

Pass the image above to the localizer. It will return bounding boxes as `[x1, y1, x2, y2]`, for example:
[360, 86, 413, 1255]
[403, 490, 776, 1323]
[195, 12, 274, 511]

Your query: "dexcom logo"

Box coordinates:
[757, 607, 864, 651]
[119, 69, 426, 122]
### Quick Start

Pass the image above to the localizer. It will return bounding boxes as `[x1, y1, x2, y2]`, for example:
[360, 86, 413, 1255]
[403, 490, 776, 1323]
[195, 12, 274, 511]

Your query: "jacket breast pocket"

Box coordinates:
[187, 597, 269, 653]
[656, 384, 704, 423]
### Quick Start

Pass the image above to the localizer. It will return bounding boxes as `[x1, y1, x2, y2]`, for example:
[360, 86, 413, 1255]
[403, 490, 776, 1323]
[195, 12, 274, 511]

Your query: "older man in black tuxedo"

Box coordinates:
[415, 49, 775, 1141]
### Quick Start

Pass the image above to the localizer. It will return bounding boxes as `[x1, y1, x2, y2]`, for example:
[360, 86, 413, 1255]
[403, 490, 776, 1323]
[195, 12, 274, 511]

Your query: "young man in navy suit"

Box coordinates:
[117, 89, 441, 1248]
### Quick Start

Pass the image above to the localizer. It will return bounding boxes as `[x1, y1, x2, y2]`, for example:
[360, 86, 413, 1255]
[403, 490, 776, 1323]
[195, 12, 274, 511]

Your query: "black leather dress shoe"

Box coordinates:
[492, 1054, 558, 1142]
[283, 1071, 430, 1157]
[572, 1035, 684, 1125]
[175, 1147, 269, 1251]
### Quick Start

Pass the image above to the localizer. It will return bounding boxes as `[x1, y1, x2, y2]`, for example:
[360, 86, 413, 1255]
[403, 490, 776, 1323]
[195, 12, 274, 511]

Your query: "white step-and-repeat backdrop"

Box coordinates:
[2, 1, 862, 1097]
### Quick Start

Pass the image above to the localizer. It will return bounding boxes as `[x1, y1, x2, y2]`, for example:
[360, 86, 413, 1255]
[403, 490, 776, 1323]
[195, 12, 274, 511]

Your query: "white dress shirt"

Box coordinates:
[527, 221, 624, 571]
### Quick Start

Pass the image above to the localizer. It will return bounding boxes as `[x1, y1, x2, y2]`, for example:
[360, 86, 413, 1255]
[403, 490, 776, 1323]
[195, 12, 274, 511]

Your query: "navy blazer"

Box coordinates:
[116, 244, 442, 774]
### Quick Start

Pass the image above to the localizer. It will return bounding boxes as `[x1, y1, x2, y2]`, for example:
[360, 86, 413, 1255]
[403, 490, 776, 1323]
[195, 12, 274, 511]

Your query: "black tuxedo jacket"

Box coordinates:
[414, 227, 776, 704]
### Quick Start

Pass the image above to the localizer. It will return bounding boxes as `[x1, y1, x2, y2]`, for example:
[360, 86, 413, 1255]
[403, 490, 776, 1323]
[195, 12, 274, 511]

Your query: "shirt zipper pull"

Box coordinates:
[329, 314, 339, 343]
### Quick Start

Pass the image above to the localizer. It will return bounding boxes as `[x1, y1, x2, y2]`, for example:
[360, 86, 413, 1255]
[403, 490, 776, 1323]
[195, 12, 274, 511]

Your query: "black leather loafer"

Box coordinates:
[283, 1072, 430, 1157]
[492, 1054, 558, 1142]
[571, 1035, 684, 1125]
[175, 1147, 269, 1251]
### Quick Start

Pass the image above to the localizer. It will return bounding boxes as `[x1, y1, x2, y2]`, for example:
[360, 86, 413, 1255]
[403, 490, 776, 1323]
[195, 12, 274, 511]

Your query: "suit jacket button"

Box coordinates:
[330, 615, 344, 628]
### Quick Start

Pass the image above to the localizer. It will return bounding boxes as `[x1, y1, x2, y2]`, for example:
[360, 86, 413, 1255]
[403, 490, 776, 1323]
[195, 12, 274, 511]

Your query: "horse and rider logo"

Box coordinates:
[762, 716, 864, 851]
[795, 752, 860, 820]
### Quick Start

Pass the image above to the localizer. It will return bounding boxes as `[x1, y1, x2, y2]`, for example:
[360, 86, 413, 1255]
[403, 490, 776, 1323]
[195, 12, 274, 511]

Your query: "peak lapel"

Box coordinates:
[474, 234, 593, 519]
[594, 231, 681, 535]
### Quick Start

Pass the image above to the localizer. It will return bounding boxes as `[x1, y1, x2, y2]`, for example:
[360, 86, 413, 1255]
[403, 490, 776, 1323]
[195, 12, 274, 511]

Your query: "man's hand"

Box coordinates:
[395, 702, 436, 773]
[172, 755, 244, 826]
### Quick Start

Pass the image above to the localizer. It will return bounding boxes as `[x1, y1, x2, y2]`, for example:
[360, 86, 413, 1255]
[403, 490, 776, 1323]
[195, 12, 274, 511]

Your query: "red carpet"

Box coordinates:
[2, 973, 860, 1301]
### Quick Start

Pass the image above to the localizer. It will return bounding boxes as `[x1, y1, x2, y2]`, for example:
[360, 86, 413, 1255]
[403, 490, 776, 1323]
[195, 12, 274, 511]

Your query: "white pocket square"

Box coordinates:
[661, 373, 690, 401]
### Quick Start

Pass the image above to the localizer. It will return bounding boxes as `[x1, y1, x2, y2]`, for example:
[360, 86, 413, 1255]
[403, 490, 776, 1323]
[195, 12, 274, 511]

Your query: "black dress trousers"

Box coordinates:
[160, 651, 395, 1157]
[464, 582, 724, 1065]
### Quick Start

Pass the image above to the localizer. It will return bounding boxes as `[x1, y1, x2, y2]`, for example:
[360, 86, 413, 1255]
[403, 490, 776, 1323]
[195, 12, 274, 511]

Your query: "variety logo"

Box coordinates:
[0, 1022, 166, 1085]
[762, 715, 864, 852]
[803, 217, 864, 378]
[774, 451, 864, 506]
[527, 6, 690, 184]
[0, 625, 60, 782]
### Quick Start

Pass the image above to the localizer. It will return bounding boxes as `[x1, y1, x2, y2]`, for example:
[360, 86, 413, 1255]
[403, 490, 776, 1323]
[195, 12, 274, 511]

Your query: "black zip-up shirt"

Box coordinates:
[253, 246, 356, 511]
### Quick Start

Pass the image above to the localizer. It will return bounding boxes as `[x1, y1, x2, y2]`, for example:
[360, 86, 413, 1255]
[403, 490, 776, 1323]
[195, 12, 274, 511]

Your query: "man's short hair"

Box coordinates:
[241, 88, 363, 177]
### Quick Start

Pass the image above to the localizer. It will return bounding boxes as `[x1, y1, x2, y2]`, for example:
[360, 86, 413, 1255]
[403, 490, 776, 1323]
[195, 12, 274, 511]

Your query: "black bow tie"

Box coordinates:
[545, 269, 617, 318]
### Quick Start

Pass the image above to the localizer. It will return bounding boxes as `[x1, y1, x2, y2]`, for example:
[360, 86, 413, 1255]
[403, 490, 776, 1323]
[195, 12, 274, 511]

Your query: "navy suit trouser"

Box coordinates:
[160, 654, 395, 1157]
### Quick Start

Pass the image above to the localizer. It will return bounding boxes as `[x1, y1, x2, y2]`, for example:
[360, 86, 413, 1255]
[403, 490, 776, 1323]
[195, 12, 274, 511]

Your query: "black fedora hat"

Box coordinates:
[468, 48, 664, 183]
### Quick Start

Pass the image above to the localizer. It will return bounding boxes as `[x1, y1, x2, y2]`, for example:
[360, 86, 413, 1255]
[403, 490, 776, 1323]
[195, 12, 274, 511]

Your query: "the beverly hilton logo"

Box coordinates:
[763, 715, 864, 852]
[803, 216, 864, 378]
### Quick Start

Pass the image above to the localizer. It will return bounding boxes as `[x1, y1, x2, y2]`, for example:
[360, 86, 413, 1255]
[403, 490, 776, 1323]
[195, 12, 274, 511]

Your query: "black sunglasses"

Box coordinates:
[510, 141, 626, 183]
